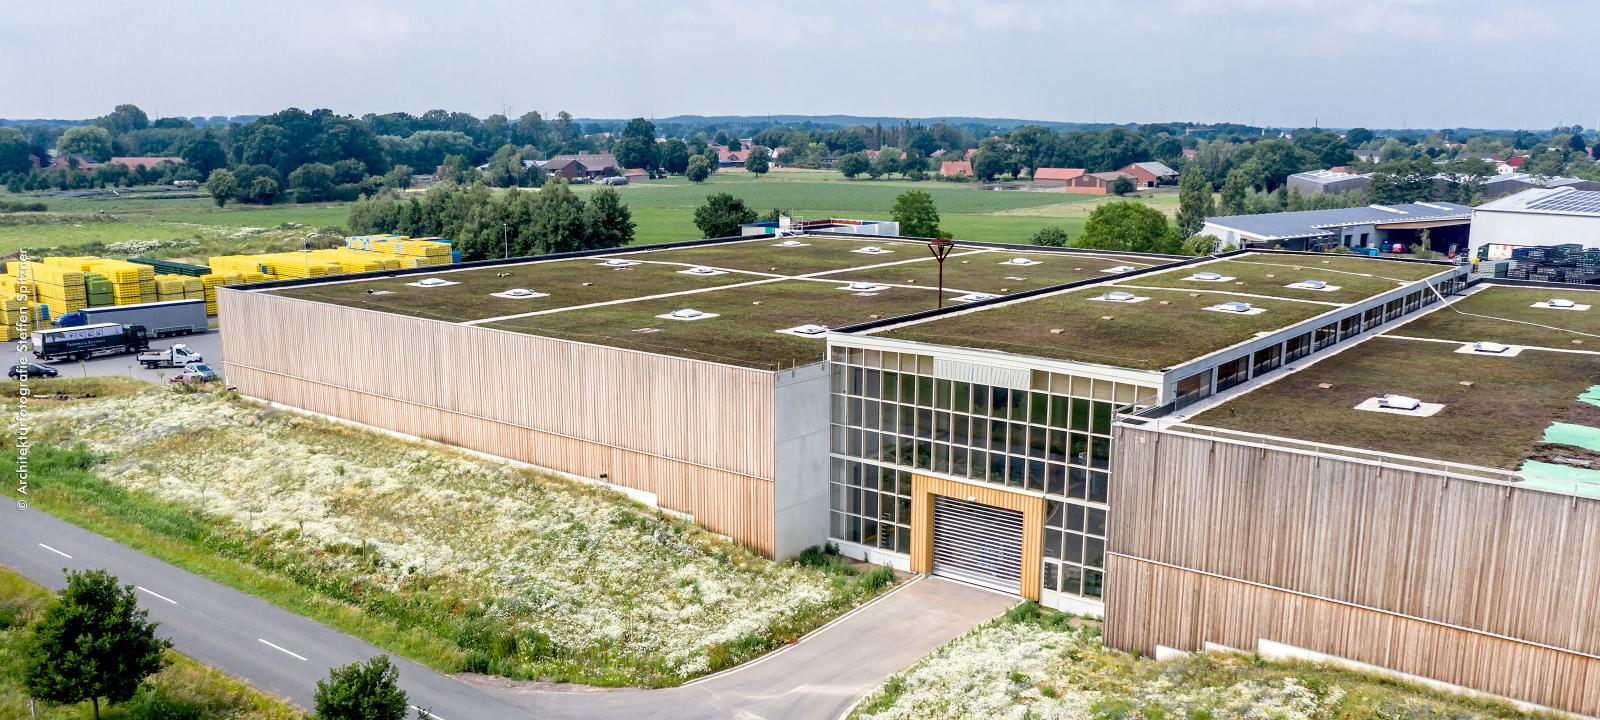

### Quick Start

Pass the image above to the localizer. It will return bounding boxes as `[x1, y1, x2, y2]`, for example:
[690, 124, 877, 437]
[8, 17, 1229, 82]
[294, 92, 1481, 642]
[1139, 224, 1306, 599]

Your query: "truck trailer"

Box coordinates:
[55, 299, 208, 337]
[32, 323, 151, 361]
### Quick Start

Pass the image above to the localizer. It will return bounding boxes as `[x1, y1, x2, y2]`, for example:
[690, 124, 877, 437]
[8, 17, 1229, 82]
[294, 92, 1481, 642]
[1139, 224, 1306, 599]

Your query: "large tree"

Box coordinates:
[891, 190, 946, 238]
[313, 655, 409, 720]
[1074, 201, 1178, 254]
[56, 126, 114, 162]
[180, 130, 228, 177]
[204, 168, 238, 207]
[744, 147, 771, 176]
[659, 139, 691, 174]
[0, 127, 31, 173]
[835, 152, 870, 179]
[25, 570, 170, 720]
[583, 187, 636, 248]
[693, 192, 756, 238]
[94, 104, 150, 135]
[612, 117, 659, 171]
[685, 155, 712, 183]
[1174, 165, 1216, 238]
[1219, 169, 1249, 215]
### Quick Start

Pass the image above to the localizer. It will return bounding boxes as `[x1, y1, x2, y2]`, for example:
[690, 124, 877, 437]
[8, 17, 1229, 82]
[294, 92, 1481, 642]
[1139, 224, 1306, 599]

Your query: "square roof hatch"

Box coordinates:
[1378, 394, 1422, 411]
[780, 323, 830, 336]
[657, 308, 718, 321]
[490, 288, 548, 299]
[1473, 341, 1509, 354]
[1551, 298, 1576, 308]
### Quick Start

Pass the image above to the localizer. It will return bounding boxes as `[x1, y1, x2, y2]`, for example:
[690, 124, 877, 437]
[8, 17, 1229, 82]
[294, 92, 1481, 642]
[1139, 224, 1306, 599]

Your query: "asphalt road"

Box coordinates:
[19, 330, 224, 385]
[2, 506, 1014, 719]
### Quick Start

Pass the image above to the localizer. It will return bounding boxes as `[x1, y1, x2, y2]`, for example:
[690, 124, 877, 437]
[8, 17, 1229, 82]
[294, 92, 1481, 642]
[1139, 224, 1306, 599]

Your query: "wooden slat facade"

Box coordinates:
[1107, 424, 1600, 715]
[910, 474, 1044, 601]
[219, 289, 780, 556]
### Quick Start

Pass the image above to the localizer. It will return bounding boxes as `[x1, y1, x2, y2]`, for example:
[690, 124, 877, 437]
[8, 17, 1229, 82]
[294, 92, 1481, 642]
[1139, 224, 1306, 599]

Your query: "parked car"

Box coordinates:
[170, 362, 218, 383]
[8, 363, 58, 379]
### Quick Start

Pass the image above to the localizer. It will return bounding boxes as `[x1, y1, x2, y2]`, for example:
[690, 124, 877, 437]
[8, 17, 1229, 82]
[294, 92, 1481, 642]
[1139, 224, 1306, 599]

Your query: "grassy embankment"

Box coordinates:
[851, 602, 1563, 720]
[0, 565, 303, 719]
[1, 378, 894, 688]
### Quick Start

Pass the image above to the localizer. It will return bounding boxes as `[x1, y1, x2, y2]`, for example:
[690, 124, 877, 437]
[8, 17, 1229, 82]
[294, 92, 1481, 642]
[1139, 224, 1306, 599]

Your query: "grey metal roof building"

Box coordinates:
[1286, 169, 1371, 195]
[1200, 202, 1472, 251]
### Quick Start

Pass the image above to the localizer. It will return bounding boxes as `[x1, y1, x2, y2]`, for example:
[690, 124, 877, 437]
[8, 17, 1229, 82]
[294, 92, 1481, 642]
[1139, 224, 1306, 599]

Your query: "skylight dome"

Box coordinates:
[1192, 271, 1223, 281]
[1218, 301, 1253, 313]
[848, 282, 879, 291]
[670, 308, 705, 319]
[502, 288, 536, 297]
[602, 258, 637, 267]
[1378, 394, 1422, 411]
[1301, 279, 1328, 289]
[1550, 298, 1577, 308]
[416, 278, 448, 287]
[1102, 291, 1138, 302]
[1002, 257, 1040, 266]
[1107, 265, 1136, 273]
[1473, 341, 1509, 354]
[776, 239, 805, 247]
[789, 324, 828, 335]
[953, 292, 998, 303]
[686, 266, 718, 274]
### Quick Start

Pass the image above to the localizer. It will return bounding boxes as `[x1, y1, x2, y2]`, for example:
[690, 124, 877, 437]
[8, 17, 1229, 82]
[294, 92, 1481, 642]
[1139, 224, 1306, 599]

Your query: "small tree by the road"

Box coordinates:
[693, 193, 757, 238]
[1030, 226, 1070, 247]
[891, 190, 947, 239]
[685, 155, 712, 183]
[1111, 175, 1136, 196]
[25, 569, 170, 720]
[744, 147, 770, 176]
[314, 655, 409, 720]
[205, 169, 239, 208]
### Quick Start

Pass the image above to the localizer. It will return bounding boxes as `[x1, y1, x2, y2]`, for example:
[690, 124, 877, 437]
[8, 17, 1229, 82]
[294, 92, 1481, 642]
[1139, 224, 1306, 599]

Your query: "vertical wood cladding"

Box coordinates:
[1107, 424, 1600, 715]
[219, 289, 778, 556]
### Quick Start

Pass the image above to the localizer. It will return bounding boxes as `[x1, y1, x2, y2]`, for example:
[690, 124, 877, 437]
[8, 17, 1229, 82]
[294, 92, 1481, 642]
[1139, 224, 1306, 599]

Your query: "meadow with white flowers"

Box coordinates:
[850, 604, 1559, 720]
[24, 384, 893, 687]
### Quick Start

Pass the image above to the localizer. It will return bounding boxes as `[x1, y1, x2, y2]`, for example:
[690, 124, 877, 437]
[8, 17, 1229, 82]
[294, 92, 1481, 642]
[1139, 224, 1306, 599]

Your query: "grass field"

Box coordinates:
[0, 172, 1179, 261]
[0, 565, 303, 719]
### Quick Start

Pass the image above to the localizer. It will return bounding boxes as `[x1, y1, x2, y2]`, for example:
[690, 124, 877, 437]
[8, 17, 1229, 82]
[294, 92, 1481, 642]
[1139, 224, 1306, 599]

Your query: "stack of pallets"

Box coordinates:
[85, 259, 156, 305]
[83, 272, 114, 306]
[10, 262, 87, 314]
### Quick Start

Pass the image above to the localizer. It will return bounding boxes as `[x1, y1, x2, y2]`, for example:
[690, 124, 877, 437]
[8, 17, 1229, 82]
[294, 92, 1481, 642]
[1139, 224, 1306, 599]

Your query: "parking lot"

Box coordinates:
[16, 330, 224, 385]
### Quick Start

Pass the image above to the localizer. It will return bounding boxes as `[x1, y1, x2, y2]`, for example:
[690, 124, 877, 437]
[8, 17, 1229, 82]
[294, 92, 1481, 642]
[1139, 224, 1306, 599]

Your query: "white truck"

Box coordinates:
[137, 343, 204, 369]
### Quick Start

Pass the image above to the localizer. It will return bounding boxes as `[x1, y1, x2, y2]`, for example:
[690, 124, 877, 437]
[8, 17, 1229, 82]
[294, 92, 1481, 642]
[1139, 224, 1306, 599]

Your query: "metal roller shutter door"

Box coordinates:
[932, 495, 1024, 594]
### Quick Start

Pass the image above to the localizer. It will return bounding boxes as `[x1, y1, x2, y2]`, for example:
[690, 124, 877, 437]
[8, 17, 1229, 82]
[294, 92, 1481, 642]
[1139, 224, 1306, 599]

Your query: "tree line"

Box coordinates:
[346, 179, 635, 261]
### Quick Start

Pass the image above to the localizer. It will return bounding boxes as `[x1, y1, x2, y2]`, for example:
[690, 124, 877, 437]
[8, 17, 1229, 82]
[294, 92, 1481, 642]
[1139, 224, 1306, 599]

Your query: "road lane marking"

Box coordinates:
[136, 586, 178, 605]
[37, 543, 71, 559]
[257, 638, 309, 662]
[410, 706, 447, 720]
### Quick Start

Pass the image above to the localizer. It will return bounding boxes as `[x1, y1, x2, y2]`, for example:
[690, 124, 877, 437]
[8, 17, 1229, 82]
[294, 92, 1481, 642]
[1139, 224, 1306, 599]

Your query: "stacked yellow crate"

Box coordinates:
[308, 248, 389, 273]
[42, 256, 99, 271]
[9, 262, 87, 314]
[154, 275, 189, 302]
[0, 298, 38, 342]
[253, 252, 342, 279]
[208, 255, 274, 279]
[84, 259, 155, 305]
[199, 273, 242, 315]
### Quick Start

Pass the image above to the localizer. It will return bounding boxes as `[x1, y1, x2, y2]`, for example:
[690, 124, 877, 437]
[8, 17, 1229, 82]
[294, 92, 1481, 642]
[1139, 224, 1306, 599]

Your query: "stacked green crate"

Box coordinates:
[84, 271, 115, 306]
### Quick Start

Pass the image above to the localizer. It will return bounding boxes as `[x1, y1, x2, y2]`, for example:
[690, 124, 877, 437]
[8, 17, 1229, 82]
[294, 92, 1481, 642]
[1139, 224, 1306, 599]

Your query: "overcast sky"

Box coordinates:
[5, 0, 1596, 129]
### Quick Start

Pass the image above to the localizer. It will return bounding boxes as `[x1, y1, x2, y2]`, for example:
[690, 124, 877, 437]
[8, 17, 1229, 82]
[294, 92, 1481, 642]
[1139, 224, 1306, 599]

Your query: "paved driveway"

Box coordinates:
[17, 330, 223, 384]
[2, 506, 1013, 720]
